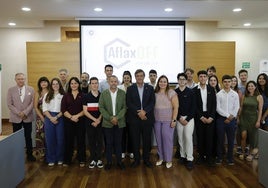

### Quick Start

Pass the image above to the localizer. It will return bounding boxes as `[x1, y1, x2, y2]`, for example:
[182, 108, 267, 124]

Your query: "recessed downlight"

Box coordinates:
[22, 7, 31, 12]
[244, 23, 251, 27]
[94, 7, 103, 12]
[233, 8, 242, 12]
[8, 22, 16, 26]
[164, 8, 173, 12]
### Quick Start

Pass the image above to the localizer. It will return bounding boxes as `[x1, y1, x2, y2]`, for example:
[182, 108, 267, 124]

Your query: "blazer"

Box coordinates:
[192, 84, 216, 120]
[126, 83, 155, 124]
[99, 88, 126, 128]
[7, 85, 34, 123]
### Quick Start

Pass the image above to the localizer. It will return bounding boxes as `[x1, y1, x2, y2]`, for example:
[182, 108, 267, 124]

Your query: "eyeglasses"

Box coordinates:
[178, 78, 186, 81]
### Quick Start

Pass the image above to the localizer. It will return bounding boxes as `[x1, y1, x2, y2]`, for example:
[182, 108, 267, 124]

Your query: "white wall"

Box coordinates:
[0, 20, 267, 118]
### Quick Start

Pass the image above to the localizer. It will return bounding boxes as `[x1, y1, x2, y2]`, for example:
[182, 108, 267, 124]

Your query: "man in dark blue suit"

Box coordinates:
[126, 69, 155, 168]
[192, 70, 216, 166]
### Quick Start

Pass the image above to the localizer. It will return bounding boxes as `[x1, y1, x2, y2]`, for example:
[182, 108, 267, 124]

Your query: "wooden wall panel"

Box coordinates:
[27, 42, 80, 90]
[186, 42, 235, 83]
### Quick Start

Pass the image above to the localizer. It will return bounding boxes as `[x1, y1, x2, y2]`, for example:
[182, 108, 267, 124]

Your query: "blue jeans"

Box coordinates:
[216, 116, 236, 161]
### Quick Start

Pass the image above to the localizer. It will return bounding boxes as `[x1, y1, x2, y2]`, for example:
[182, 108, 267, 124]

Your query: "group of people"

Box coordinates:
[7, 65, 268, 171]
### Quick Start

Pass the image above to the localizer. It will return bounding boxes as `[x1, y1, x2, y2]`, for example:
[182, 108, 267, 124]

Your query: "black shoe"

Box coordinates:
[144, 161, 153, 168]
[179, 157, 187, 165]
[174, 149, 181, 159]
[27, 154, 36, 162]
[117, 162, 125, 170]
[104, 163, 112, 170]
[131, 161, 140, 168]
[186, 161, 194, 170]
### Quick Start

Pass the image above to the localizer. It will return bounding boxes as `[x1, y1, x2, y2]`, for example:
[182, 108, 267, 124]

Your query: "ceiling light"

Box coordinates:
[233, 8, 242, 12]
[164, 8, 173, 12]
[244, 23, 251, 27]
[94, 8, 103, 12]
[22, 7, 31, 12]
[8, 22, 16, 26]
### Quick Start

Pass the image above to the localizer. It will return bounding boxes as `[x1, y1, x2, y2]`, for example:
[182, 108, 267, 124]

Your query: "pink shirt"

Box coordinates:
[154, 89, 176, 122]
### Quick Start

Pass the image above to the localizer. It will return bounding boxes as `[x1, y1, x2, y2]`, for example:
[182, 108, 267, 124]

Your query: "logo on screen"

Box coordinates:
[104, 38, 133, 68]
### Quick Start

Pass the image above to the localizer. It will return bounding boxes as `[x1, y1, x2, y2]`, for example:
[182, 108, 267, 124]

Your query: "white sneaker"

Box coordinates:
[122, 153, 126, 159]
[129, 153, 134, 159]
[88, 160, 96, 169]
[57, 161, 63, 165]
[156, 160, 163, 166]
[48, 162, 55, 167]
[166, 162, 172, 169]
[97, 160, 103, 168]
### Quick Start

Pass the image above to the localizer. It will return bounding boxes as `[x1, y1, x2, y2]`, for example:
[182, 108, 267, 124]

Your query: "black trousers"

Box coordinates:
[64, 119, 86, 164]
[13, 121, 33, 155]
[86, 124, 103, 161]
[129, 119, 152, 162]
[121, 123, 132, 154]
[195, 118, 215, 160]
[103, 126, 123, 163]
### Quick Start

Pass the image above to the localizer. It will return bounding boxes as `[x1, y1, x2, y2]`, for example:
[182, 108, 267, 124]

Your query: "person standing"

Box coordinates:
[175, 73, 195, 170]
[238, 81, 263, 161]
[126, 69, 155, 168]
[34, 76, 50, 161]
[80, 72, 90, 94]
[216, 75, 240, 165]
[58, 68, 69, 92]
[99, 64, 114, 92]
[236, 69, 249, 156]
[257, 73, 268, 131]
[118, 70, 133, 159]
[99, 75, 127, 170]
[148, 69, 157, 89]
[43, 78, 65, 166]
[192, 70, 216, 166]
[61, 77, 86, 167]
[184, 68, 197, 89]
[154, 75, 178, 169]
[83, 77, 103, 169]
[7, 73, 36, 162]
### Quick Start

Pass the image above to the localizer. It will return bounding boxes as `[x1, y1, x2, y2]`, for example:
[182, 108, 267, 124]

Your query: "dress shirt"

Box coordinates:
[198, 84, 208, 112]
[42, 93, 63, 113]
[216, 89, 240, 118]
[109, 89, 118, 116]
[137, 84, 144, 109]
[19, 86, 26, 102]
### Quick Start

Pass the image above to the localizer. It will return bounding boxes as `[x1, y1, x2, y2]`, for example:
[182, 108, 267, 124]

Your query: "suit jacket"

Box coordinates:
[126, 83, 155, 124]
[7, 85, 34, 123]
[99, 88, 126, 128]
[192, 85, 216, 120]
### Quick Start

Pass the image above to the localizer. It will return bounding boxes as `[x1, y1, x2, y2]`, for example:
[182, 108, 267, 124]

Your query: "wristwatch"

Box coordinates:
[172, 119, 176, 122]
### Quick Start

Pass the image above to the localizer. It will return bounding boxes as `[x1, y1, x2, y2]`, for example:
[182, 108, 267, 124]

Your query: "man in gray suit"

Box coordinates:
[7, 73, 36, 161]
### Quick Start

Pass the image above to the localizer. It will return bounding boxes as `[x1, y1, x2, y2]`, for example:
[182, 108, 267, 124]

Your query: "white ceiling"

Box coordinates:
[1, 0, 268, 28]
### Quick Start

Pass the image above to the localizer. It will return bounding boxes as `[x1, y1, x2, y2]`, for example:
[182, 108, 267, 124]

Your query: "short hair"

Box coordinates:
[105, 64, 113, 70]
[184, 68, 194, 74]
[221, 75, 232, 82]
[81, 72, 89, 77]
[59, 68, 68, 74]
[89, 77, 98, 83]
[177, 73, 188, 80]
[149, 69, 157, 75]
[135, 69, 145, 76]
[197, 70, 207, 76]
[15, 73, 25, 78]
[207, 66, 216, 73]
[238, 69, 248, 75]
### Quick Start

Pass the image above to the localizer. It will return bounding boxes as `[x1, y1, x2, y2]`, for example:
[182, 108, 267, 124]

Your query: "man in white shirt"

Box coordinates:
[216, 75, 240, 165]
[99, 64, 114, 92]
